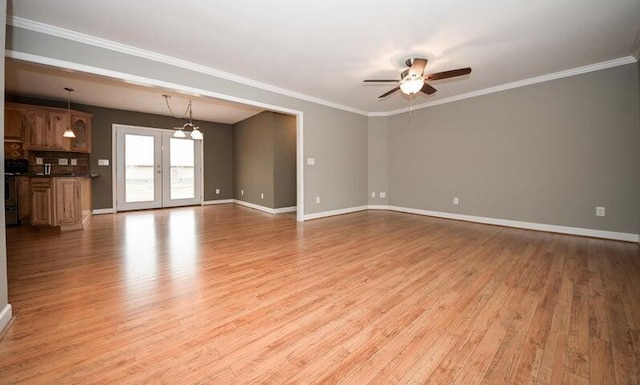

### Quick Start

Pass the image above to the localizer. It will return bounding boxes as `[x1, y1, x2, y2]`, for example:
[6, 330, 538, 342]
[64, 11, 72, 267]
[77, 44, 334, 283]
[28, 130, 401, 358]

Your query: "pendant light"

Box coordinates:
[162, 95, 204, 140]
[63, 87, 76, 138]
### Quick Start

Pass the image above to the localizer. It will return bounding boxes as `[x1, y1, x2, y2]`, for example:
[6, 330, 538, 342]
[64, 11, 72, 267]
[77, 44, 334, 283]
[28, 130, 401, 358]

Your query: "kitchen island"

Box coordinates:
[21, 174, 95, 231]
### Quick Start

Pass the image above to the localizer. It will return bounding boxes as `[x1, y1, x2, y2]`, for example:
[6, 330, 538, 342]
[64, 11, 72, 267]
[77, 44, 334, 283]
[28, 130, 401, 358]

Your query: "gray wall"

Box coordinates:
[233, 111, 296, 209]
[368, 116, 389, 206]
[6, 25, 370, 216]
[4, 96, 235, 208]
[233, 112, 275, 207]
[86, 107, 234, 207]
[386, 63, 640, 234]
[273, 112, 297, 208]
[1, 0, 9, 329]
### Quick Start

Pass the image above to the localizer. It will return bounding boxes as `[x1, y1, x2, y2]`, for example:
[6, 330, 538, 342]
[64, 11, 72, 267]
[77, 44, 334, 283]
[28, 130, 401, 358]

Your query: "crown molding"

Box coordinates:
[7, 16, 369, 117]
[369, 55, 638, 117]
[7, 16, 637, 119]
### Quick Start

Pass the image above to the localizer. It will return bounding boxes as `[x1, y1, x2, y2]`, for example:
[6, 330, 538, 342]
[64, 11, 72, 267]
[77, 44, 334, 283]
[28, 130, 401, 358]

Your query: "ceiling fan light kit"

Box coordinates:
[399, 77, 424, 95]
[364, 57, 471, 99]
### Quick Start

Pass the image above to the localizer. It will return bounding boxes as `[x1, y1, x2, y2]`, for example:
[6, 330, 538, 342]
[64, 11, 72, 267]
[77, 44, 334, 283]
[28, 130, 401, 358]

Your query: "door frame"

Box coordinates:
[112, 124, 204, 212]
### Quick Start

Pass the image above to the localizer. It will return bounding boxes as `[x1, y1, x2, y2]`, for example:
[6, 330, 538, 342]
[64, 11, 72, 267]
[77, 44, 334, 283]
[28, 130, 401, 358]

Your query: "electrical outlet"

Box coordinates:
[98, 159, 109, 166]
[316, 196, 320, 204]
[58, 158, 68, 165]
[261, 193, 264, 200]
[371, 192, 376, 198]
[70, 159, 78, 166]
[307, 158, 315, 165]
[453, 197, 459, 205]
[596, 206, 605, 217]
[36, 157, 43, 165]
[380, 192, 386, 198]
[215, 188, 220, 195]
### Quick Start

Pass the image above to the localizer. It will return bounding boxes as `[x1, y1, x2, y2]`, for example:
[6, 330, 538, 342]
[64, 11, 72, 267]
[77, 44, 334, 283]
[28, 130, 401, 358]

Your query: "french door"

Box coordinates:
[115, 125, 202, 211]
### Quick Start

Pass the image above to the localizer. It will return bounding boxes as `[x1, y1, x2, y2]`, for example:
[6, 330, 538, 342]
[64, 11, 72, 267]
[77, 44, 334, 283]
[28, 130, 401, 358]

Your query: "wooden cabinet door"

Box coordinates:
[24, 109, 49, 150]
[4, 107, 24, 141]
[18, 177, 31, 223]
[48, 111, 70, 151]
[31, 179, 54, 226]
[70, 114, 91, 153]
[55, 178, 81, 225]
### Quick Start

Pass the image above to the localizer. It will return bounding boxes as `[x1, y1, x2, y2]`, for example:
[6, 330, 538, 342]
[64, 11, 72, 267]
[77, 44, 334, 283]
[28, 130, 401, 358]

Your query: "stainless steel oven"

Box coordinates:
[5, 175, 18, 225]
[5, 159, 29, 226]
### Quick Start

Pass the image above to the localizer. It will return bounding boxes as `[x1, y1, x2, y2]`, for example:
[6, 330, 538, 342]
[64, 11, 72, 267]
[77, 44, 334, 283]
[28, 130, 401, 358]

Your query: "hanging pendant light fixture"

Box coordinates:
[162, 95, 204, 140]
[63, 87, 76, 138]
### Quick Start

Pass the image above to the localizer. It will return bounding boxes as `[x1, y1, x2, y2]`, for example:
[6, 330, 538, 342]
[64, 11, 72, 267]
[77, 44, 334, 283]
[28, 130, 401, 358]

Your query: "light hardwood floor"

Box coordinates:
[1, 205, 639, 384]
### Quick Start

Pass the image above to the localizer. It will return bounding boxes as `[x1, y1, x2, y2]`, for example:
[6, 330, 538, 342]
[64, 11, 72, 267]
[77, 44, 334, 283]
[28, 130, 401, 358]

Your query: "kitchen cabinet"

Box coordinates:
[31, 178, 54, 226]
[24, 108, 69, 151]
[4, 105, 24, 141]
[55, 178, 81, 226]
[16, 104, 92, 153]
[30, 176, 92, 231]
[69, 113, 92, 153]
[23, 109, 49, 150]
[18, 176, 31, 223]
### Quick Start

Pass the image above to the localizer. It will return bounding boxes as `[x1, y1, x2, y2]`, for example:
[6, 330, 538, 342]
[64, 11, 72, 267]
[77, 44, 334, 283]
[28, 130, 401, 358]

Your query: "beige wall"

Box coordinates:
[384, 63, 640, 234]
[233, 111, 296, 209]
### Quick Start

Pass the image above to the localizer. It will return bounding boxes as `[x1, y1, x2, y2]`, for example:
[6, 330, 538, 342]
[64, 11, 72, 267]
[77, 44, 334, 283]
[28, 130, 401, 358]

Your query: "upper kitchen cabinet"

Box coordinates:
[4, 104, 25, 141]
[23, 108, 52, 150]
[18, 104, 92, 153]
[69, 112, 92, 153]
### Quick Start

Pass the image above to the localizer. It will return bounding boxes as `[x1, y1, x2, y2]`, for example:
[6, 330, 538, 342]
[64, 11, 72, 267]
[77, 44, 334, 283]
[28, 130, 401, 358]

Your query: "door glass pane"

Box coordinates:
[125, 134, 155, 203]
[170, 138, 195, 200]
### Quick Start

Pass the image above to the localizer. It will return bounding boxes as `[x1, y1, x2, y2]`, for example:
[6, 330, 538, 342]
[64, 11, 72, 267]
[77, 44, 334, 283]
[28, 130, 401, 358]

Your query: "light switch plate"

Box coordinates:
[36, 157, 43, 165]
[98, 159, 109, 166]
[58, 158, 68, 165]
[70, 159, 78, 166]
[380, 192, 386, 198]
[307, 158, 315, 165]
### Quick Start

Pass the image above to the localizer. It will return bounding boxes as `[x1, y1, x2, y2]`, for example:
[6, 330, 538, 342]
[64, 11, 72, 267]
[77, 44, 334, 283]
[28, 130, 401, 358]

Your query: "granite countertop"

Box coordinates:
[28, 173, 99, 178]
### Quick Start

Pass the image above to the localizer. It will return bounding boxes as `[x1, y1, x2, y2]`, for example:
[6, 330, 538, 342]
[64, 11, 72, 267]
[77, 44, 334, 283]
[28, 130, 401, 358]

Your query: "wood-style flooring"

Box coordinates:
[1, 205, 639, 384]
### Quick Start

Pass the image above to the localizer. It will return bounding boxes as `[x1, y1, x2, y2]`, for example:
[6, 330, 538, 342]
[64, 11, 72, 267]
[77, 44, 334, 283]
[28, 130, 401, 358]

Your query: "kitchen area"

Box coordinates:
[4, 100, 95, 231]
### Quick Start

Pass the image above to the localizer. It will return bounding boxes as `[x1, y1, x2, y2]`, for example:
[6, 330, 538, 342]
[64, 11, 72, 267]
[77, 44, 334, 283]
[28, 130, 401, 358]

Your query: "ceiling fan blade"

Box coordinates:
[420, 83, 437, 95]
[426, 67, 472, 81]
[378, 87, 400, 98]
[363, 79, 400, 83]
[408, 58, 428, 77]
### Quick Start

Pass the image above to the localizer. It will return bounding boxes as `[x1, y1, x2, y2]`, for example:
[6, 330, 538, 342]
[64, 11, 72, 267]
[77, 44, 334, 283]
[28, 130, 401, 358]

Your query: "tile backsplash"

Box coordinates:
[5, 141, 91, 174]
[27, 150, 90, 175]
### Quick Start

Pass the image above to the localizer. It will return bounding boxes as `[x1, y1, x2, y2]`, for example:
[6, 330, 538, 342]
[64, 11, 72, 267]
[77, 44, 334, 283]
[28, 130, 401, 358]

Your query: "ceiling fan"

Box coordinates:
[364, 58, 471, 98]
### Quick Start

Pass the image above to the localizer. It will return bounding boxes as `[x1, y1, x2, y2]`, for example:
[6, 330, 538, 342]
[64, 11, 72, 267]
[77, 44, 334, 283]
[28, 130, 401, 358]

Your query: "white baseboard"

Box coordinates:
[303, 205, 368, 221]
[0, 304, 12, 335]
[372, 205, 639, 243]
[368, 205, 391, 210]
[273, 206, 297, 214]
[92, 208, 115, 215]
[234, 200, 296, 215]
[234, 200, 277, 215]
[202, 199, 234, 205]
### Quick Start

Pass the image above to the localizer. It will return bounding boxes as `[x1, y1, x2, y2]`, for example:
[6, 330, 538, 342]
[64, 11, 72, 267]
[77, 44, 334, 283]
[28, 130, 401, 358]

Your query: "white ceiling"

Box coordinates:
[6, 0, 640, 116]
